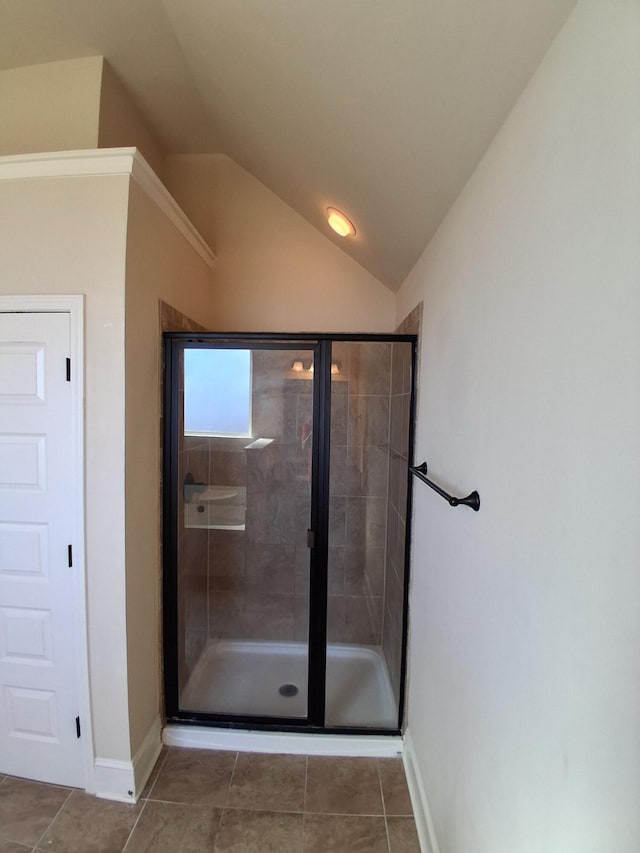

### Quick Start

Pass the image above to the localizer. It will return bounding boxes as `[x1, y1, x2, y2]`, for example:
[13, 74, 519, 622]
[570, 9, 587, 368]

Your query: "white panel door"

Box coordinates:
[0, 312, 84, 787]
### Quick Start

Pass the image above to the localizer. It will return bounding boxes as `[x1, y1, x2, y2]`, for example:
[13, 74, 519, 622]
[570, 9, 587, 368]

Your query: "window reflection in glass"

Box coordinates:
[184, 349, 252, 437]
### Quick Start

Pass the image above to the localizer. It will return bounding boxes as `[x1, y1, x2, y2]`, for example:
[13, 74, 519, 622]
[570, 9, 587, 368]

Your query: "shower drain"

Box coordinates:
[278, 683, 299, 697]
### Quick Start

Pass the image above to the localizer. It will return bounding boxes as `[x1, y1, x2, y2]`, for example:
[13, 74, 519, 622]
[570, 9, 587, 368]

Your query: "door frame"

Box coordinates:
[0, 294, 94, 791]
[163, 336, 326, 727]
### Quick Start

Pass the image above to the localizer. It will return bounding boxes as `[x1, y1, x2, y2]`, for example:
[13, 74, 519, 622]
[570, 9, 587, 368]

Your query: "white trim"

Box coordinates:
[0, 148, 216, 269]
[163, 725, 403, 758]
[128, 152, 217, 268]
[132, 715, 163, 799]
[403, 728, 440, 853]
[94, 758, 136, 803]
[0, 295, 95, 795]
[0, 294, 83, 313]
[94, 717, 162, 803]
[0, 147, 139, 180]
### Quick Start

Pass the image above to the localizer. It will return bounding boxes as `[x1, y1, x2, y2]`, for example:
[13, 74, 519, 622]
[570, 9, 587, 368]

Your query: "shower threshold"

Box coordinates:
[180, 639, 398, 729]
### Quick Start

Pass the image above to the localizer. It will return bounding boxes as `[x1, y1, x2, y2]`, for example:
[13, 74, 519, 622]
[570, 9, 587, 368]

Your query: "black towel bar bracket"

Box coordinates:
[409, 462, 480, 511]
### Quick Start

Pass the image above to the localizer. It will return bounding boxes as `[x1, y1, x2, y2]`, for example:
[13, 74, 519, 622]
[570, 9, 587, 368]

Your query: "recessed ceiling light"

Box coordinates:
[327, 207, 356, 238]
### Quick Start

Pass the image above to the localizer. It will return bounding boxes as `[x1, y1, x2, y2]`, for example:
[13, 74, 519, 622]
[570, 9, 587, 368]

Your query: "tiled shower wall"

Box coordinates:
[208, 349, 314, 647]
[177, 433, 210, 694]
[382, 343, 412, 705]
[327, 342, 391, 647]
[382, 302, 422, 707]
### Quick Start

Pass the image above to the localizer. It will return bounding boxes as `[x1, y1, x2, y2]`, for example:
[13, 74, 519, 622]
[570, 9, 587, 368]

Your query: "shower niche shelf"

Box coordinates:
[184, 484, 247, 530]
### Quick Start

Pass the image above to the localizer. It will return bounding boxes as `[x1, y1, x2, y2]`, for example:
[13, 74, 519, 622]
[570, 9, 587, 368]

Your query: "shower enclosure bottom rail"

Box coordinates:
[163, 723, 403, 758]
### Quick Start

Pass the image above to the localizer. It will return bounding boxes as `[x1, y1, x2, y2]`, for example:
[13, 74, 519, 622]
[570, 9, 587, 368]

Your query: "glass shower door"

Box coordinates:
[324, 340, 413, 728]
[173, 343, 316, 721]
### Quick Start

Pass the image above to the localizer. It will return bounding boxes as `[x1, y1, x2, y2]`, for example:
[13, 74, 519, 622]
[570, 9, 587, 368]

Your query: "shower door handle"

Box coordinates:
[306, 529, 315, 548]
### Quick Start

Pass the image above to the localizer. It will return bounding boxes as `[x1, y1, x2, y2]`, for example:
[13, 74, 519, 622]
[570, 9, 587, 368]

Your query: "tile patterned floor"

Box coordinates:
[0, 748, 421, 852]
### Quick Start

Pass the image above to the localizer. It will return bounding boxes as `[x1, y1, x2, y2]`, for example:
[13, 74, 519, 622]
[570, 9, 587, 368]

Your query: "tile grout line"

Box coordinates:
[121, 747, 178, 853]
[142, 746, 169, 801]
[30, 786, 74, 852]
[222, 750, 240, 810]
[303, 755, 309, 812]
[302, 810, 389, 816]
[378, 758, 393, 853]
[120, 797, 149, 853]
[301, 755, 309, 853]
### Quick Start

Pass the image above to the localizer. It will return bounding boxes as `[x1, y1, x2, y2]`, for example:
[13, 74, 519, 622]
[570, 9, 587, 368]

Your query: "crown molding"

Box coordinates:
[0, 148, 216, 269]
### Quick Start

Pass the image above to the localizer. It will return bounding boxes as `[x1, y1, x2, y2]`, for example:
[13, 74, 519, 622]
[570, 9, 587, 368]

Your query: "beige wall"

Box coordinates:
[0, 171, 131, 762]
[0, 152, 218, 784]
[164, 154, 395, 333]
[98, 61, 166, 179]
[0, 56, 166, 179]
[0, 57, 103, 156]
[123, 179, 216, 755]
[398, 2, 640, 850]
[1, 57, 394, 339]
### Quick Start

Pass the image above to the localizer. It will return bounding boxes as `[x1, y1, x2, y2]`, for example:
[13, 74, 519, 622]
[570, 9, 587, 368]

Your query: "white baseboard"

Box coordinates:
[403, 728, 440, 853]
[94, 716, 162, 803]
[93, 758, 136, 803]
[132, 716, 163, 798]
[163, 724, 403, 758]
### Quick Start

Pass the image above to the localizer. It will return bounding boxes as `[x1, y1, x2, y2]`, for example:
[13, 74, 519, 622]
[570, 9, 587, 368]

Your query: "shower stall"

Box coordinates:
[163, 333, 416, 733]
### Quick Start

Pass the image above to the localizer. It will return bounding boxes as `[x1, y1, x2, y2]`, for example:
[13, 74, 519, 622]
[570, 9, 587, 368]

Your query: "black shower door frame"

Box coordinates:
[163, 331, 417, 735]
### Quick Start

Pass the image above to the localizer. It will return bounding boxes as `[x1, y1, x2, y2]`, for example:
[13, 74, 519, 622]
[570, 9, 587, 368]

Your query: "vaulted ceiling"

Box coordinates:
[0, 0, 576, 290]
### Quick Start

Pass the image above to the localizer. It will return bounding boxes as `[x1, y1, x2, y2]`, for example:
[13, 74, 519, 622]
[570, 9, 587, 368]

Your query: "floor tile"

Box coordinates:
[213, 808, 303, 852]
[0, 778, 71, 846]
[387, 816, 421, 852]
[37, 791, 141, 853]
[0, 841, 34, 853]
[226, 753, 306, 812]
[3, 747, 419, 853]
[124, 801, 221, 853]
[305, 756, 383, 815]
[378, 758, 413, 815]
[149, 748, 236, 806]
[303, 813, 388, 852]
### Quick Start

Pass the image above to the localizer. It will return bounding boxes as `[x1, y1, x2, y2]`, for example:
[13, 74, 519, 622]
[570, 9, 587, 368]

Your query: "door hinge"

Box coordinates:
[75, 716, 81, 738]
[68, 545, 73, 567]
[66, 358, 71, 382]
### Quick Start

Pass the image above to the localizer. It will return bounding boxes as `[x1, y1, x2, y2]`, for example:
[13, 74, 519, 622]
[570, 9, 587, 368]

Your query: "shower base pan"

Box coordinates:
[180, 640, 398, 729]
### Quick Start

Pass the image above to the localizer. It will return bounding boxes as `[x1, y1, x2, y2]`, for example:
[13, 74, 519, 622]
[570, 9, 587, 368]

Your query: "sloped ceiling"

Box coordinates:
[0, 0, 576, 290]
